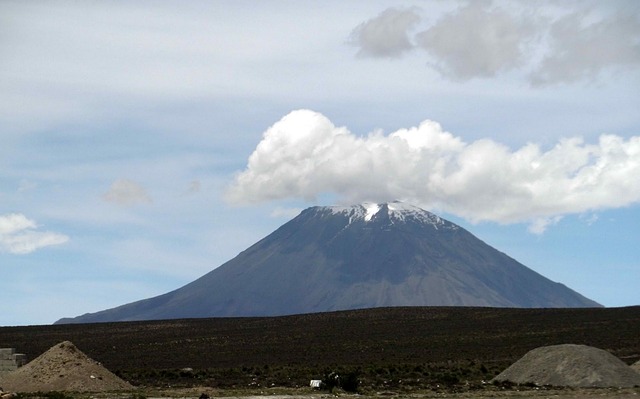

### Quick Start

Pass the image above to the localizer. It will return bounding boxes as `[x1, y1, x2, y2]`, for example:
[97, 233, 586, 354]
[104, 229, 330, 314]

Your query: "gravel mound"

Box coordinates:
[493, 344, 640, 388]
[0, 341, 133, 393]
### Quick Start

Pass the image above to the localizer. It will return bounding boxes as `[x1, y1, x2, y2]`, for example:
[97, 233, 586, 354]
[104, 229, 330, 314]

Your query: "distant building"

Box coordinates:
[0, 348, 26, 376]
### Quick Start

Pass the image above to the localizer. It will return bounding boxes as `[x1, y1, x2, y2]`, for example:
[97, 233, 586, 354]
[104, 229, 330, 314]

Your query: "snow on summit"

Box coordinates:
[325, 201, 453, 228]
[364, 203, 380, 221]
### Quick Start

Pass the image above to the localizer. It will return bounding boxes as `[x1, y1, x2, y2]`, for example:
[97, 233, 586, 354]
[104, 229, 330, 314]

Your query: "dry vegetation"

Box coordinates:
[1, 306, 639, 394]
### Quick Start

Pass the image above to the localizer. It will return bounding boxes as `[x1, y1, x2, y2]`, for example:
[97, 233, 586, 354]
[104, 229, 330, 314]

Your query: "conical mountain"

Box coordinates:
[56, 202, 600, 323]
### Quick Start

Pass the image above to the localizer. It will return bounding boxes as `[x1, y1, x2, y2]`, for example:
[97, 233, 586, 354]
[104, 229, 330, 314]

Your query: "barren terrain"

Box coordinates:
[2, 306, 639, 396]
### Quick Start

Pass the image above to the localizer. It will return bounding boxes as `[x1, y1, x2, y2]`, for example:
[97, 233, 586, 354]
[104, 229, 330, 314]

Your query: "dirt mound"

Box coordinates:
[633, 360, 640, 374]
[0, 341, 133, 393]
[493, 344, 640, 388]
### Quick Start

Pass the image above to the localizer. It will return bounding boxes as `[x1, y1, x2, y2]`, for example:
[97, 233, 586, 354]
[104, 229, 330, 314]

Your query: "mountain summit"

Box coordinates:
[57, 202, 600, 323]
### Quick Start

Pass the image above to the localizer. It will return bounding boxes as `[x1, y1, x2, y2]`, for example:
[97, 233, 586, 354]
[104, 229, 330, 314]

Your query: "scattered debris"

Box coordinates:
[0, 349, 26, 376]
[310, 379, 322, 388]
[0, 387, 17, 399]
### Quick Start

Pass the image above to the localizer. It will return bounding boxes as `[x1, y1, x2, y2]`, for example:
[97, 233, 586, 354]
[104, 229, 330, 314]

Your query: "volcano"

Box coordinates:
[56, 202, 600, 323]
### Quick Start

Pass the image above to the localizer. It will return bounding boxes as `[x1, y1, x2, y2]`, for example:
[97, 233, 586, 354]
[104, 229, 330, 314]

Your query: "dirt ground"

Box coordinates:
[73, 386, 640, 399]
[156, 391, 640, 399]
[0, 341, 132, 392]
[200, 390, 640, 399]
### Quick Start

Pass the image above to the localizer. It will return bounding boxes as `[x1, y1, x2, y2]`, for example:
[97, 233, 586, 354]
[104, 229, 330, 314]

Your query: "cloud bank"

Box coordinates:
[0, 214, 69, 254]
[350, 2, 640, 85]
[415, 2, 536, 80]
[227, 110, 640, 233]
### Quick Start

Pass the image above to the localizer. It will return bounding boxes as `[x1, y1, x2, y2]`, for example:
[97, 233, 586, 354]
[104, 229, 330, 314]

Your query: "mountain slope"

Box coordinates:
[56, 202, 600, 323]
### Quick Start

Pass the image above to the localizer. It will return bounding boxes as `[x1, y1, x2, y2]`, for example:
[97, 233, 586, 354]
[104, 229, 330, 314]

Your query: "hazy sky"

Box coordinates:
[1, 0, 639, 326]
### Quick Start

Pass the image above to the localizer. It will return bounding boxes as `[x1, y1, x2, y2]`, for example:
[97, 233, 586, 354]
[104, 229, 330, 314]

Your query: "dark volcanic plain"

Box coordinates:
[2, 306, 639, 390]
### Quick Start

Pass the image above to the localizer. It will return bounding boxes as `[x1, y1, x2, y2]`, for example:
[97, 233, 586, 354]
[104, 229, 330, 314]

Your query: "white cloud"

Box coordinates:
[528, 216, 563, 235]
[0, 213, 69, 254]
[227, 109, 640, 232]
[349, 7, 421, 58]
[103, 179, 153, 206]
[0, 213, 36, 235]
[580, 213, 599, 226]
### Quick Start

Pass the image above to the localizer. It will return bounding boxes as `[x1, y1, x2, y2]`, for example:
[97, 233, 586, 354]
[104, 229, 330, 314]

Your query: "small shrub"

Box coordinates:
[438, 372, 460, 386]
[320, 369, 360, 393]
[493, 379, 515, 389]
[341, 371, 360, 393]
[322, 371, 340, 391]
[21, 393, 74, 399]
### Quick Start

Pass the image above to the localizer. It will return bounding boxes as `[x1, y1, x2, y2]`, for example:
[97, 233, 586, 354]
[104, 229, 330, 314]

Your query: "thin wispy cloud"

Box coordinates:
[18, 179, 38, 193]
[0, 213, 69, 254]
[227, 110, 640, 233]
[103, 179, 153, 207]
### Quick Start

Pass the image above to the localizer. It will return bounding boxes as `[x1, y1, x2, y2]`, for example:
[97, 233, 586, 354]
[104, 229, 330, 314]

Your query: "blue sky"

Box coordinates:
[1, 0, 639, 326]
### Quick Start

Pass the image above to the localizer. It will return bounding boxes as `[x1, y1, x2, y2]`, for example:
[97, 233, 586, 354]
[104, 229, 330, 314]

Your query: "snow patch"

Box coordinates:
[323, 201, 456, 229]
[363, 202, 380, 221]
[387, 201, 448, 228]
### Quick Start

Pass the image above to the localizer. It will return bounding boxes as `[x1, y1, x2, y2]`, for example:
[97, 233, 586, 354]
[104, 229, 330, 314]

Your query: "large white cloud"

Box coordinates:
[227, 110, 640, 233]
[0, 213, 69, 254]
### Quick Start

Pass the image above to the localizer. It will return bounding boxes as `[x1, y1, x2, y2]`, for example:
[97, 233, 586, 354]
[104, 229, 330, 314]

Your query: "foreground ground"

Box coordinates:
[16, 386, 640, 399]
[2, 306, 639, 391]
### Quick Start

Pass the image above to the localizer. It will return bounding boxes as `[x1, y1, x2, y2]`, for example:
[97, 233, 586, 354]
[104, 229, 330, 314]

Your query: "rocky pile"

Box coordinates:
[0, 341, 133, 392]
[632, 360, 640, 374]
[0, 388, 17, 399]
[493, 344, 640, 388]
